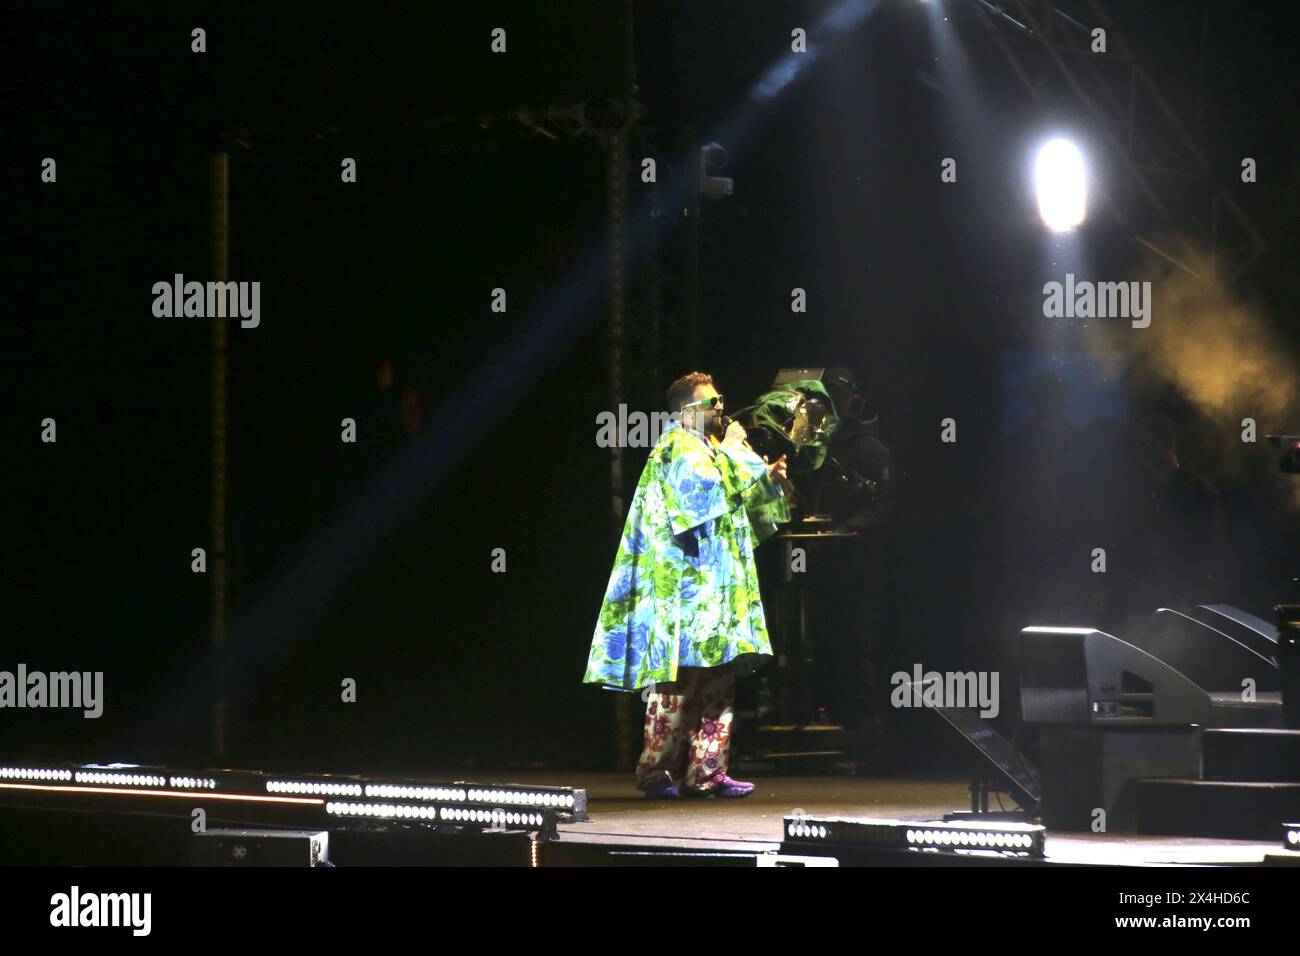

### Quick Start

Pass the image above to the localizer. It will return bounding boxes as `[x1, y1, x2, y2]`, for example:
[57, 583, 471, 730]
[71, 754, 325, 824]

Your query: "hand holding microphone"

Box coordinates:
[721, 417, 749, 449]
[721, 417, 787, 484]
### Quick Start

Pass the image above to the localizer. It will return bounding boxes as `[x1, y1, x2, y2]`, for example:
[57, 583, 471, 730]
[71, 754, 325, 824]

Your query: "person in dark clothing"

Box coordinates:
[820, 368, 895, 532]
[809, 367, 896, 744]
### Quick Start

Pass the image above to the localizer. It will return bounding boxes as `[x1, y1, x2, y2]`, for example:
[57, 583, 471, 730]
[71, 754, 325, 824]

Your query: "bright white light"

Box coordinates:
[1034, 138, 1087, 232]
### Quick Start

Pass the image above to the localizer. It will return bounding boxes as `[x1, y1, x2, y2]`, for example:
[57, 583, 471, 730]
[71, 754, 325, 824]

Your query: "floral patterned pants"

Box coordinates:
[635, 663, 736, 793]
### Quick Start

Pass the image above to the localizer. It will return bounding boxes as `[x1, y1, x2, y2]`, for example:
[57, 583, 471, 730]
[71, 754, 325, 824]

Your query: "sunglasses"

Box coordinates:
[681, 395, 725, 410]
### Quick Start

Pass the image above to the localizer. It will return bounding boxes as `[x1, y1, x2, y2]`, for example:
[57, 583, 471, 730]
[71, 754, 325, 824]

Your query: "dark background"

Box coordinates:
[6, 0, 1298, 774]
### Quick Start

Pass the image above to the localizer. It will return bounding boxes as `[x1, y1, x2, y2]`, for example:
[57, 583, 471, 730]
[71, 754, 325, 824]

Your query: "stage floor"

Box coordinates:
[497, 772, 1291, 866]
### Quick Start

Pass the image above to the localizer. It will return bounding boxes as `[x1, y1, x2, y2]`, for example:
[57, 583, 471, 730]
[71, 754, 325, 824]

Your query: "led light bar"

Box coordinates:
[75, 771, 168, 787]
[267, 780, 365, 797]
[783, 816, 1045, 858]
[325, 801, 557, 833]
[269, 778, 585, 817]
[0, 767, 73, 782]
[4, 765, 224, 790]
[364, 783, 582, 813]
[461, 786, 578, 811]
[364, 785, 464, 801]
[0, 762, 585, 831]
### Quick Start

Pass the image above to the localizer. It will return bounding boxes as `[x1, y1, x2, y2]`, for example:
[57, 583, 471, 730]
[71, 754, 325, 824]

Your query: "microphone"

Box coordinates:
[719, 414, 759, 454]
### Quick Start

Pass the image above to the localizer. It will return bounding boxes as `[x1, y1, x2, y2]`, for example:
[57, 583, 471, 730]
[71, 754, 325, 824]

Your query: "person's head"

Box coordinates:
[824, 365, 872, 421]
[667, 371, 725, 438]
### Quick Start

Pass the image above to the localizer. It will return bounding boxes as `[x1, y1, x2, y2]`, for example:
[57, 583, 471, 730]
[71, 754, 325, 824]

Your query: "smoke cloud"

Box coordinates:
[1089, 236, 1300, 508]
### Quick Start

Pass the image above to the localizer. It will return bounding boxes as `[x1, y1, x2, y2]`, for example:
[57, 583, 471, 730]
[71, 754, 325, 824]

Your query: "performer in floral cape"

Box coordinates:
[584, 371, 789, 798]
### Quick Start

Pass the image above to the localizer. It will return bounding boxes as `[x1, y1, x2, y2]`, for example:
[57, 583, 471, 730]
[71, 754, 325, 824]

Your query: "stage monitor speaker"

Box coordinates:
[1185, 604, 1280, 662]
[1019, 623, 1288, 830]
[1126, 607, 1279, 693]
[1019, 627, 1213, 726]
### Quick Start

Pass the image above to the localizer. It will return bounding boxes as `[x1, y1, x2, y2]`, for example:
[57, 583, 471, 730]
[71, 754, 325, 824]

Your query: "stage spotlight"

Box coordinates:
[699, 142, 733, 200]
[1034, 138, 1087, 233]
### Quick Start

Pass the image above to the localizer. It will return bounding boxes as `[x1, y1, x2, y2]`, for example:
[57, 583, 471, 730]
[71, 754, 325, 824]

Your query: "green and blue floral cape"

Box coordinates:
[583, 421, 790, 692]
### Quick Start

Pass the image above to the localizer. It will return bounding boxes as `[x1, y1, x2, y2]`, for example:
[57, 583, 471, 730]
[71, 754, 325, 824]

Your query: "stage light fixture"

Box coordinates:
[0, 762, 584, 835]
[75, 772, 167, 787]
[699, 142, 734, 199]
[370, 781, 581, 812]
[324, 801, 552, 831]
[784, 815, 1046, 858]
[268, 779, 364, 797]
[366, 784, 458, 800]
[0, 767, 73, 782]
[1034, 137, 1087, 233]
